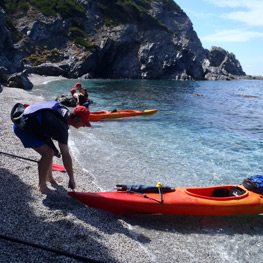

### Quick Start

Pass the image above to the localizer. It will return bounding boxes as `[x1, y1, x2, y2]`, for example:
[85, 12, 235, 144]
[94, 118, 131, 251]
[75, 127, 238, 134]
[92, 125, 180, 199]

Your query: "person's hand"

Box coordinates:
[68, 177, 76, 190]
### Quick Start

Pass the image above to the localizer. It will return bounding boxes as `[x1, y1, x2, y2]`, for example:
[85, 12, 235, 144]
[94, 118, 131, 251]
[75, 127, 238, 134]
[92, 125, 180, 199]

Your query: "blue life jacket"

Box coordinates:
[11, 101, 68, 157]
[23, 101, 65, 117]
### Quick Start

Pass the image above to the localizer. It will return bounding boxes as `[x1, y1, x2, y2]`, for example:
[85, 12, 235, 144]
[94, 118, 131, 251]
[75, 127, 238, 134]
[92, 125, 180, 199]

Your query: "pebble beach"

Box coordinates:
[0, 75, 150, 263]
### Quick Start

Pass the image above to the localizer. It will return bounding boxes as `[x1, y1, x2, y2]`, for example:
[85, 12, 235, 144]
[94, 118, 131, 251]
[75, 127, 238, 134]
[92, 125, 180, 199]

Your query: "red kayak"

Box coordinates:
[68, 184, 263, 216]
[89, 109, 158, 122]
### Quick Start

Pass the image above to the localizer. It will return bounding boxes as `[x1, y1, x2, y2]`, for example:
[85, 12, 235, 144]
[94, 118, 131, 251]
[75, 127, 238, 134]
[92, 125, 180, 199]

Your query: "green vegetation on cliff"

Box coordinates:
[98, 0, 168, 30]
[0, 0, 183, 53]
[23, 47, 63, 65]
[0, 0, 85, 18]
[1, 0, 90, 49]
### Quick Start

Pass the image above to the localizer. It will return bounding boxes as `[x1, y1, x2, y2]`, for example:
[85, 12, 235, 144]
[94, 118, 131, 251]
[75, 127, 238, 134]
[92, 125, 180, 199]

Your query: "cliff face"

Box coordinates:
[0, 0, 246, 86]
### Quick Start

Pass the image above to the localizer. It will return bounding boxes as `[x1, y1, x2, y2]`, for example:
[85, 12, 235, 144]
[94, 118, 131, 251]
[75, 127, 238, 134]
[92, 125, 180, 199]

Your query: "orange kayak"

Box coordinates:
[68, 184, 263, 216]
[89, 109, 158, 121]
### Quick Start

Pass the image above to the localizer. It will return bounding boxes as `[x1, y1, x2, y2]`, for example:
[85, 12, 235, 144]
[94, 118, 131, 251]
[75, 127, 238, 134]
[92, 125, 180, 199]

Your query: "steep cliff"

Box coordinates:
[0, 0, 247, 86]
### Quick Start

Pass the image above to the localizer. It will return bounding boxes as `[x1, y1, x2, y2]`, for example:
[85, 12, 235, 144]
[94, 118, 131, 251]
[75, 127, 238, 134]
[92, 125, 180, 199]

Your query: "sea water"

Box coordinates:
[32, 79, 263, 190]
[31, 78, 263, 262]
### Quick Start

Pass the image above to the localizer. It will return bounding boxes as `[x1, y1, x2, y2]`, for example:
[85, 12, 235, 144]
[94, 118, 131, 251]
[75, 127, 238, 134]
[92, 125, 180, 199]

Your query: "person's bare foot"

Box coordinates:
[47, 177, 62, 186]
[37, 186, 54, 195]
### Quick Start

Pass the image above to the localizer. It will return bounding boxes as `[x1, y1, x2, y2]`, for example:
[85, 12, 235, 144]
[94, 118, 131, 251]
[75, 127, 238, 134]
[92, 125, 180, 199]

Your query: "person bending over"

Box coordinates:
[11, 101, 91, 194]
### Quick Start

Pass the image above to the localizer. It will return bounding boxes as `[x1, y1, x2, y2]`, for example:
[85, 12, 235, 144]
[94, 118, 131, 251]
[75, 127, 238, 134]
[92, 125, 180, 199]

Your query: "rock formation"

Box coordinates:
[0, 0, 252, 88]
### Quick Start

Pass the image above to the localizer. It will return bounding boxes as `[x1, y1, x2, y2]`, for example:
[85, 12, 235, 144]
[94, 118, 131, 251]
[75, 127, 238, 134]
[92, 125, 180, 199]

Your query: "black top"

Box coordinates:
[40, 110, 69, 145]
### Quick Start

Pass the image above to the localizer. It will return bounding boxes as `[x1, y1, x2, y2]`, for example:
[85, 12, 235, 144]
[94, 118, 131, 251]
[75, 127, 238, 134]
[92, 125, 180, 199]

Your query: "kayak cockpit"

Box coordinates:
[185, 185, 248, 200]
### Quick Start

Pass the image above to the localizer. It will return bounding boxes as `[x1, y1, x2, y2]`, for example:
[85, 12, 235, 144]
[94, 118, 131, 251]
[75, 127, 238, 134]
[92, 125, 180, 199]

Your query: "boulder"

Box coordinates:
[34, 63, 68, 77]
[56, 94, 76, 107]
[7, 71, 33, 89]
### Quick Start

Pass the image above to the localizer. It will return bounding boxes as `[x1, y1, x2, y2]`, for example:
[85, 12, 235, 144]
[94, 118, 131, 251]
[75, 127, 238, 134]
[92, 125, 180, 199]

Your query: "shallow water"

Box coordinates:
[32, 79, 263, 189]
[31, 78, 263, 262]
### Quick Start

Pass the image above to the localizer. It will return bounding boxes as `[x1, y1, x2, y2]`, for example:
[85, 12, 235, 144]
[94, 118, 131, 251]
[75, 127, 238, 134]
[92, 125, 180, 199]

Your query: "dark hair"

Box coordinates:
[70, 112, 83, 123]
[70, 112, 77, 119]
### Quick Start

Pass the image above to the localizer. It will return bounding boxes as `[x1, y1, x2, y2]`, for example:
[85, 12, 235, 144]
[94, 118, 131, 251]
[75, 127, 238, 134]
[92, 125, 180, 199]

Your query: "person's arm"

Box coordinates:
[74, 93, 80, 106]
[59, 143, 76, 189]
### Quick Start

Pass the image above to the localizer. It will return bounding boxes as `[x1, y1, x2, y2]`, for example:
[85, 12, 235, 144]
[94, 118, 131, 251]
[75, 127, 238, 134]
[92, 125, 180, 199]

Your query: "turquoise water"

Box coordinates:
[32, 79, 263, 191]
[31, 78, 263, 262]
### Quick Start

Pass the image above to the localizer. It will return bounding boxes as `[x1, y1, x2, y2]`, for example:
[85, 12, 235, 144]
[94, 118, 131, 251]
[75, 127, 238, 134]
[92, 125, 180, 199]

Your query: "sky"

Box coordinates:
[174, 0, 263, 76]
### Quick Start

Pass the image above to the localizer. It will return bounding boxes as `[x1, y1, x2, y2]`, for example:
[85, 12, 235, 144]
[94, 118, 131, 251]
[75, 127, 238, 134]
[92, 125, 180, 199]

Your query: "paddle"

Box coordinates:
[0, 151, 66, 172]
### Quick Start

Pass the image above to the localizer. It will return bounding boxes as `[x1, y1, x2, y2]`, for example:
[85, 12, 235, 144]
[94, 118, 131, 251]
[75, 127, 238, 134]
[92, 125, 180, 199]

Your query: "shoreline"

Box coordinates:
[2, 76, 263, 263]
[0, 76, 151, 263]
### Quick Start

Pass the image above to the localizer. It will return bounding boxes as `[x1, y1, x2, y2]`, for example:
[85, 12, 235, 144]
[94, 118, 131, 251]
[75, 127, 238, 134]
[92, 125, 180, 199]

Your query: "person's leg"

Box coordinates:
[13, 125, 61, 191]
[33, 144, 54, 194]
[47, 165, 61, 186]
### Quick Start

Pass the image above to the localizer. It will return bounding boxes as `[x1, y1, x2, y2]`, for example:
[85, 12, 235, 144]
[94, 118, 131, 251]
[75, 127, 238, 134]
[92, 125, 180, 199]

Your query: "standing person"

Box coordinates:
[74, 83, 93, 107]
[71, 89, 90, 108]
[74, 82, 88, 99]
[11, 101, 91, 194]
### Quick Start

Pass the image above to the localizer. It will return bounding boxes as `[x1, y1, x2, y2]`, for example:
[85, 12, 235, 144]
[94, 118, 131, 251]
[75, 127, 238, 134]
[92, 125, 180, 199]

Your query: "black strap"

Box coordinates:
[0, 151, 38, 163]
[0, 234, 103, 263]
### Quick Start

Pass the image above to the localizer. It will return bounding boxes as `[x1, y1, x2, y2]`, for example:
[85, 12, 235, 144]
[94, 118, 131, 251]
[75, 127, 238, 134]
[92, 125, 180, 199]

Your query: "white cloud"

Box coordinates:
[206, 0, 244, 8]
[201, 29, 263, 42]
[223, 10, 263, 26]
[186, 9, 215, 19]
[204, 0, 263, 26]
[205, 0, 263, 9]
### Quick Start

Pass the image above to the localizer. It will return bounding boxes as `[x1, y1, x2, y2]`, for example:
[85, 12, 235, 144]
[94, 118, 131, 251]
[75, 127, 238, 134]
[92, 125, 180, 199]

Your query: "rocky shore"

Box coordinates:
[0, 76, 151, 263]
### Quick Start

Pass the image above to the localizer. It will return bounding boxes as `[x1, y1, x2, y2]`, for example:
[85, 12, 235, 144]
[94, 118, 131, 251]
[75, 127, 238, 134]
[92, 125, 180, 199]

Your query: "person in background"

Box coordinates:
[75, 82, 88, 99]
[12, 101, 91, 194]
[74, 82, 93, 107]
[71, 89, 90, 108]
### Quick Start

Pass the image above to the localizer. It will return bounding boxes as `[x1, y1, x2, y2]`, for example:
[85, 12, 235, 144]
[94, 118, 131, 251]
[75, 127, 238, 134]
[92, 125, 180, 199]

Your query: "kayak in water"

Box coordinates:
[89, 109, 158, 121]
